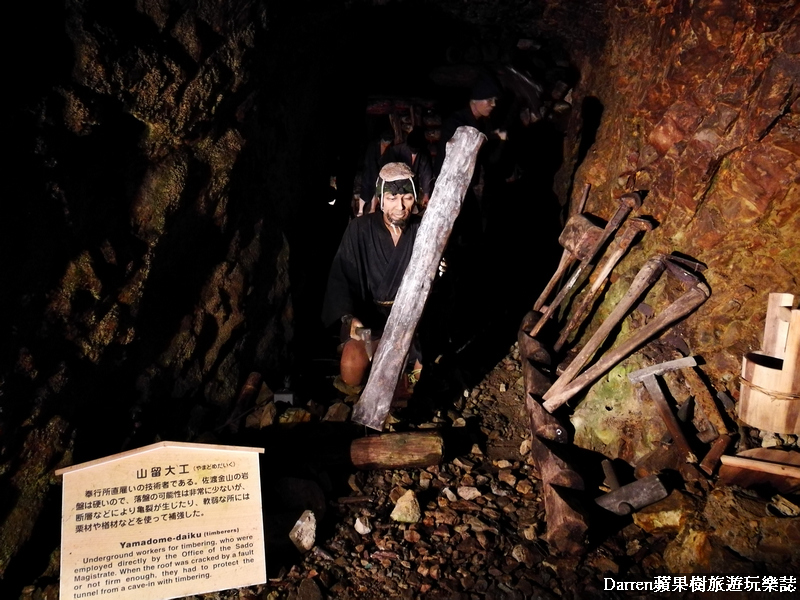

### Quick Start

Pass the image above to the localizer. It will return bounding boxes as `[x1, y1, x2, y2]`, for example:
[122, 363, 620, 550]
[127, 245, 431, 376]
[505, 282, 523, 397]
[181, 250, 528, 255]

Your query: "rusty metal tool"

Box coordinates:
[628, 356, 700, 464]
[533, 183, 592, 312]
[596, 459, 668, 515]
[544, 255, 667, 402]
[542, 255, 710, 412]
[533, 198, 602, 313]
[531, 193, 642, 337]
[554, 217, 654, 352]
[699, 433, 732, 476]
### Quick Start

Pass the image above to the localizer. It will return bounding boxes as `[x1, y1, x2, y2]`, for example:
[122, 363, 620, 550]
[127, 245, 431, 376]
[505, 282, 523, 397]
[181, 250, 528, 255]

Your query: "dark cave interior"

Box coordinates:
[3, 2, 577, 594]
[2, 0, 799, 598]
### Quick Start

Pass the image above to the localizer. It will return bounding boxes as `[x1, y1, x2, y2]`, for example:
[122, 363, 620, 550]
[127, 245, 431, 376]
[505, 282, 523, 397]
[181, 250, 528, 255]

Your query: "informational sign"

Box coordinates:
[56, 441, 265, 600]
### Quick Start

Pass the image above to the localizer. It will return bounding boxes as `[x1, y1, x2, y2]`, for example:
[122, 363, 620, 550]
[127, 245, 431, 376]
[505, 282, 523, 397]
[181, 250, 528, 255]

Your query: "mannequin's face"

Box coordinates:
[471, 97, 496, 118]
[382, 192, 415, 227]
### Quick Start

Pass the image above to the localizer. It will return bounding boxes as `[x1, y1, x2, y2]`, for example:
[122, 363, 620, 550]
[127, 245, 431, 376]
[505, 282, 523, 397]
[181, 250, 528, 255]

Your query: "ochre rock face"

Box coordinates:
[553, 1, 798, 461]
[560, 0, 798, 395]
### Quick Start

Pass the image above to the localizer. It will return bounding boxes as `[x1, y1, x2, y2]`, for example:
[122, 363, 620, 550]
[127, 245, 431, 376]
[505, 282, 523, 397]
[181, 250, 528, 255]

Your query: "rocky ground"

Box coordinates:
[87, 341, 791, 600]
[16, 342, 800, 600]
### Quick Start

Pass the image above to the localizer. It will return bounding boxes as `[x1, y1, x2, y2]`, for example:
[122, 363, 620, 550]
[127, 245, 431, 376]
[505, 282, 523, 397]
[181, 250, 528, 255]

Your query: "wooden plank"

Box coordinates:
[352, 126, 486, 430]
[762, 292, 795, 358]
[779, 308, 800, 395]
[719, 455, 800, 479]
[718, 450, 800, 493]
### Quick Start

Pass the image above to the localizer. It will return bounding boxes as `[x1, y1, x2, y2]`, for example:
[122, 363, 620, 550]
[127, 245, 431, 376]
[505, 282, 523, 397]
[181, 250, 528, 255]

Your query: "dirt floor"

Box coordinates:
[87, 338, 795, 600]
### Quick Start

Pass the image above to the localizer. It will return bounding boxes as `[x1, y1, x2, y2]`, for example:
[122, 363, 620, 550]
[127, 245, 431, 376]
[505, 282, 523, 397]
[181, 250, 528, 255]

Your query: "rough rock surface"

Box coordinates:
[3, 0, 800, 598]
[553, 0, 799, 461]
[2, 0, 289, 582]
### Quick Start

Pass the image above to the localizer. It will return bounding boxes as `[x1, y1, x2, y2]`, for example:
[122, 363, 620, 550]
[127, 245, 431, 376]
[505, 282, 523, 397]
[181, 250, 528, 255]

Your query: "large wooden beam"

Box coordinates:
[519, 329, 589, 556]
[352, 126, 486, 430]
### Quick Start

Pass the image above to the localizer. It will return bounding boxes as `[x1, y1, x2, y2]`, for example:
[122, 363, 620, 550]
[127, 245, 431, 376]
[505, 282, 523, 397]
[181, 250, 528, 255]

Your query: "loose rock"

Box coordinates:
[289, 510, 316, 552]
[391, 490, 421, 523]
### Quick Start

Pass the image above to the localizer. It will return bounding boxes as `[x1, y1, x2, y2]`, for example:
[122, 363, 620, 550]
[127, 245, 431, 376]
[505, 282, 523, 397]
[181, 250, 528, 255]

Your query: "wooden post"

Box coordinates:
[519, 330, 588, 555]
[352, 126, 486, 430]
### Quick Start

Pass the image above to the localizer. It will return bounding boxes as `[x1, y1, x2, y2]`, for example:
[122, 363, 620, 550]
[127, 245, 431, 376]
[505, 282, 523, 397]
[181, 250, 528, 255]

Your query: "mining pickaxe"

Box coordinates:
[542, 255, 710, 412]
[554, 217, 654, 352]
[530, 192, 642, 337]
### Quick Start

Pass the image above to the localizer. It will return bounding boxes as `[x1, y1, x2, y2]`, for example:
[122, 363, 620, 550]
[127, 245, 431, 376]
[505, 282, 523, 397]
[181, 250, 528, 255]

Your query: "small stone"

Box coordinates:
[457, 486, 481, 500]
[403, 529, 421, 543]
[481, 507, 501, 520]
[354, 517, 371, 535]
[246, 401, 277, 429]
[419, 471, 432, 490]
[255, 382, 274, 405]
[389, 486, 408, 503]
[442, 487, 457, 501]
[519, 438, 531, 456]
[511, 544, 533, 566]
[494, 459, 513, 469]
[323, 402, 351, 422]
[297, 578, 323, 600]
[499, 383, 507, 392]
[760, 432, 782, 448]
[498, 469, 517, 487]
[278, 407, 311, 425]
[452, 417, 467, 427]
[516, 479, 533, 494]
[390, 490, 421, 523]
[464, 514, 494, 533]
[289, 510, 316, 552]
[633, 490, 698, 535]
[470, 444, 483, 456]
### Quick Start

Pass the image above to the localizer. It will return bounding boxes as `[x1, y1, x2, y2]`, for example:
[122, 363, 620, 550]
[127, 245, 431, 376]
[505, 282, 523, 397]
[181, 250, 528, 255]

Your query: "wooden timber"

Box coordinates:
[519, 329, 588, 555]
[352, 126, 486, 430]
[350, 432, 444, 470]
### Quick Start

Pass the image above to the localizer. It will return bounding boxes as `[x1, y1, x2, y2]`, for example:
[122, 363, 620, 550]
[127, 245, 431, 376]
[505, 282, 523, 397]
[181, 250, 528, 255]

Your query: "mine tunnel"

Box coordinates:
[2, 1, 799, 599]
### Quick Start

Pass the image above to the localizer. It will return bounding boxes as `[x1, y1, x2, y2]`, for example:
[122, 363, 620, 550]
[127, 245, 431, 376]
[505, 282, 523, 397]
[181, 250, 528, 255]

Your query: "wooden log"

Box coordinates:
[352, 126, 486, 430]
[519, 331, 588, 555]
[350, 432, 444, 470]
[699, 434, 732, 476]
[682, 367, 728, 437]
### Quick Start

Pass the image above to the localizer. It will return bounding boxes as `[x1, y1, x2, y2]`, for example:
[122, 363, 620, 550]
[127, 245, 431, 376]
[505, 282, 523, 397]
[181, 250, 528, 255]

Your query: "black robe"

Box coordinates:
[321, 212, 422, 333]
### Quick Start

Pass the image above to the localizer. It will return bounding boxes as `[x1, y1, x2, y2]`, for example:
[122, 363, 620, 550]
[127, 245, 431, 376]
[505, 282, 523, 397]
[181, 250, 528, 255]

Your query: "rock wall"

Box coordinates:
[1, 0, 294, 582]
[558, 0, 799, 460]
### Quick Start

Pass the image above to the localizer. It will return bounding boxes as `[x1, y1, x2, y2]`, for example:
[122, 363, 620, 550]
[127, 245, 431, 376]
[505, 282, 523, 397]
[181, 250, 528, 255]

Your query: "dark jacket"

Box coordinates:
[322, 212, 422, 332]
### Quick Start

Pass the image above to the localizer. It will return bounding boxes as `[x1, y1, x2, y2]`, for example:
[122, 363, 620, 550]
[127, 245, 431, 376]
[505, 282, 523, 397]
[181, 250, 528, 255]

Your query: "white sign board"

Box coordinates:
[56, 441, 266, 600]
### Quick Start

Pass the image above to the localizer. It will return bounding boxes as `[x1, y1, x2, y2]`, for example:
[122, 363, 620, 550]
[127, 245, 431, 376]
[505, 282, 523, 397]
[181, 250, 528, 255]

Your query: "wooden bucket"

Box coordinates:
[739, 353, 800, 434]
[738, 294, 800, 434]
